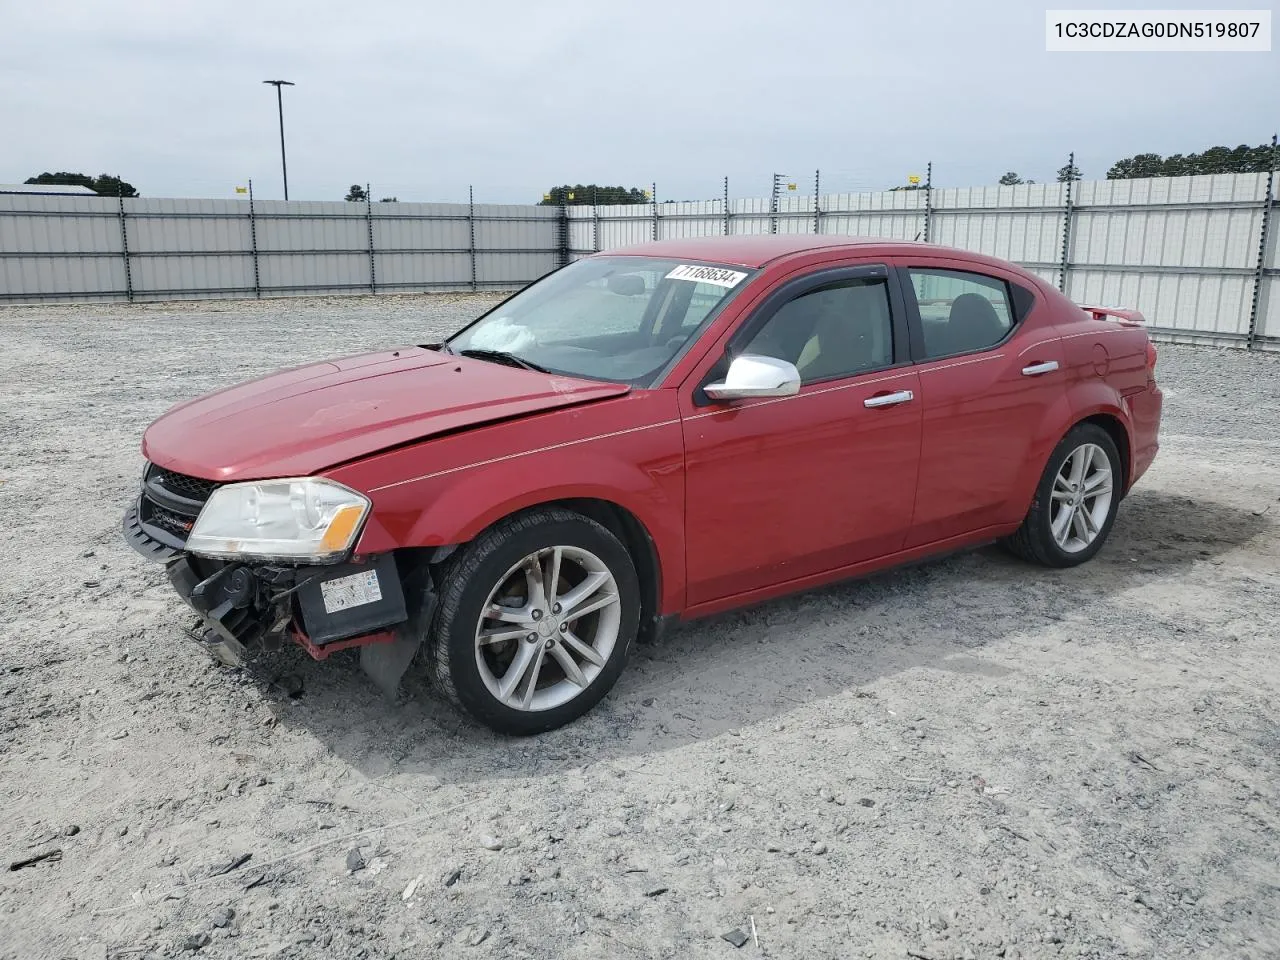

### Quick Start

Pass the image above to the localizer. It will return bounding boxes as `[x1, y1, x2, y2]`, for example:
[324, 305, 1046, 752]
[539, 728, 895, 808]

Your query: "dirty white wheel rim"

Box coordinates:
[1049, 442, 1113, 554]
[474, 546, 620, 711]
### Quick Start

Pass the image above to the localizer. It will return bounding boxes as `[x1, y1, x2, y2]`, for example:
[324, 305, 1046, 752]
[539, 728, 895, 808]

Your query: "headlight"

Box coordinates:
[186, 478, 370, 562]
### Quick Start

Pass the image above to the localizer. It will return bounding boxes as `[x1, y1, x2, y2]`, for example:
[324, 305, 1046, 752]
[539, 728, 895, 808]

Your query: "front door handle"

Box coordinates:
[1021, 360, 1059, 376]
[863, 389, 914, 409]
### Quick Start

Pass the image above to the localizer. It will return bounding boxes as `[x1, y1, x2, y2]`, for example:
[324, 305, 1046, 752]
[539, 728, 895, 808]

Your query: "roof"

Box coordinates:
[606, 234, 978, 268]
[0, 183, 99, 195]
[605, 234, 875, 267]
[602, 234, 1040, 279]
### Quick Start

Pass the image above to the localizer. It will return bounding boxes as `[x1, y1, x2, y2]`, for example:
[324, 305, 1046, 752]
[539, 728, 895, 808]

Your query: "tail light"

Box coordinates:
[1145, 340, 1158, 381]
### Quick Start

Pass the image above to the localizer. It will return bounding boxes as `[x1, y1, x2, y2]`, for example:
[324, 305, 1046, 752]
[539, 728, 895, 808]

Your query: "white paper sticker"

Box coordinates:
[320, 569, 383, 614]
[665, 264, 747, 288]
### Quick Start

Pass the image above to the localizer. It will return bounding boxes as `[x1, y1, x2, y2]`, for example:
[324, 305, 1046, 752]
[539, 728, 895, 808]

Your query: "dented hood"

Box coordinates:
[142, 347, 629, 481]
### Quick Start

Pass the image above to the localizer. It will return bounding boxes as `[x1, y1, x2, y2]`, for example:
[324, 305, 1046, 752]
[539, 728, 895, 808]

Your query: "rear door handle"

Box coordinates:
[1021, 360, 1059, 376]
[863, 389, 914, 409]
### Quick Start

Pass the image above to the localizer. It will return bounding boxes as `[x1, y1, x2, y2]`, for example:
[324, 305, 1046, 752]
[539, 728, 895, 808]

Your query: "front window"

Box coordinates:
[740, 277, 895, 383]
[446, 256, 754, 386]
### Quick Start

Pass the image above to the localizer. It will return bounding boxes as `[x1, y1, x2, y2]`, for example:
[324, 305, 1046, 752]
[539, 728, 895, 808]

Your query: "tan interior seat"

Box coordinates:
[797, 285, 891, 380]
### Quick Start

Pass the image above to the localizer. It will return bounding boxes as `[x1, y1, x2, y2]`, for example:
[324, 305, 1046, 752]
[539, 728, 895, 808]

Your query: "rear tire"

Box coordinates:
[1002, 423, 1122, 568]
[427, 507, 640, 735]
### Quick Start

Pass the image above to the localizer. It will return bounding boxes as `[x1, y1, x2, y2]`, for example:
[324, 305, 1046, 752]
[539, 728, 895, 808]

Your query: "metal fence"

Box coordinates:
[2, 170, 1277, 350]
[0, 189, 560, 302]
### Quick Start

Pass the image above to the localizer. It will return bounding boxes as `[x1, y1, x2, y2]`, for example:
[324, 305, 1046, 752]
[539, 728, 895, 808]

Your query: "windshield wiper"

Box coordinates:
[456, 348, 549, 373]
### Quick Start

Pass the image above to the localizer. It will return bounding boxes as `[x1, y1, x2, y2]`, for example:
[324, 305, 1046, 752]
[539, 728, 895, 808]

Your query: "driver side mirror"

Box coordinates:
[703, 354, 801, 401]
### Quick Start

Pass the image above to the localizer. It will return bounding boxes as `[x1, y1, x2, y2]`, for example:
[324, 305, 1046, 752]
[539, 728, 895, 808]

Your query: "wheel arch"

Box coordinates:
[1007, 394, 1135, 527]
[1076, 411, 1131, 493]
[420, 494, 669, 644]
[542, 497, 664, 643]
[342, 429, 688, 619]
[1000, 408, 1128, 569]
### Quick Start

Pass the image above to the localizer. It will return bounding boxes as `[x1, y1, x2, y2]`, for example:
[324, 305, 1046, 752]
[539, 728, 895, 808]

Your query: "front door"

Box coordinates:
[680, 263, 923, 607]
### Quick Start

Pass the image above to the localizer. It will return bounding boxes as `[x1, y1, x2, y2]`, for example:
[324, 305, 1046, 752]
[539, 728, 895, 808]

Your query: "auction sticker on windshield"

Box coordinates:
[665, 264, 748, 288]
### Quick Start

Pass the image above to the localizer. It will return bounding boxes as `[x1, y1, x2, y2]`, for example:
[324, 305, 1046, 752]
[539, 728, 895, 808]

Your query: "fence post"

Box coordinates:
[723, 176, 730, 236]
[1246, 133, 1278, 351]
[1058, 152, 1076, 293]
[813, 169, 821, 234]
[248, 179, 261, 298]
[651, 182, 658, 241]
[923, 161, 933, 244]
[558, 193, 570, 268]
[468, 185, 478, 291]
[117, 185, 134, 302]
[592, 186, 600, 252]
[770, 174, 781, 234]
[365, 184, 376, 294]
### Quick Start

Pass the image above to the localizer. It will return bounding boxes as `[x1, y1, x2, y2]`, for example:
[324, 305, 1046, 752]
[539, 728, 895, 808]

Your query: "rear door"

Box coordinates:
[679, 261, 923, 606]
[893, 258, 1066, 548]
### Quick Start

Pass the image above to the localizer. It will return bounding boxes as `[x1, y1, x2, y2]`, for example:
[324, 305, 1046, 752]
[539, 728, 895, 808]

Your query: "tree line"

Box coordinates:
[344, 185, 398, 202]
[994, 162, 1080, 186]
[992, 142, 1274, 188]
[18, 143, 1277, 206]
[23, 172, 139, 197]
[1104, 143, 1275, 179]
[537, 185, 649, 205]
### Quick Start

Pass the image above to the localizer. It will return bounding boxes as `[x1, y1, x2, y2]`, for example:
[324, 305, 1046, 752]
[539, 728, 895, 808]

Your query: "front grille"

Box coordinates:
[149, 465, 218, 501]
[137, 463, 220, 550]
[149, 505, 196, 538]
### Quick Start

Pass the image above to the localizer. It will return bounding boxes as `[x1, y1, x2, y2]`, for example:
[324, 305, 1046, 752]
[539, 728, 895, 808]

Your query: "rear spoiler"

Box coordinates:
[1079, 304, 1146, 327]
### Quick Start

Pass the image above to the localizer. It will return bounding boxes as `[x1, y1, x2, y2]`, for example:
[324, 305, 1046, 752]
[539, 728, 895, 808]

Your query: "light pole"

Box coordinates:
[262, 80, 295, 200]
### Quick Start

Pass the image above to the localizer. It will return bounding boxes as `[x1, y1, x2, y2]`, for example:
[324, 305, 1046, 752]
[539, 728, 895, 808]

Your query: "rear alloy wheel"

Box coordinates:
[1048, 442, 1114, 554]
[428, 507, 640, 735]
[1003, 423, 1123, 568]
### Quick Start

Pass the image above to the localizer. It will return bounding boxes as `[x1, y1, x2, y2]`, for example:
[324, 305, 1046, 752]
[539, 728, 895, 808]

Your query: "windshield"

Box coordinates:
[445, 256, 754, 386]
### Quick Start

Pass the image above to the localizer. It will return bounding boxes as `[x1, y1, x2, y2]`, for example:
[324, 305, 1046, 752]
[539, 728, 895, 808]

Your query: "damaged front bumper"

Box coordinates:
[164, 552, 408, 660]
[123, 504, 429, 691]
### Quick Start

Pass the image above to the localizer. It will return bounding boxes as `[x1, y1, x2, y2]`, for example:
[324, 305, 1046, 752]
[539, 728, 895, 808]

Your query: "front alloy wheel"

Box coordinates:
[427, 507, 640, 735]
[475, 546, 621, 711]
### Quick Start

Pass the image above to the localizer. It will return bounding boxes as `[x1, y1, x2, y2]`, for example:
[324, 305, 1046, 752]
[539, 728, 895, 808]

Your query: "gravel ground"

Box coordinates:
[1, 294, 1278, 960]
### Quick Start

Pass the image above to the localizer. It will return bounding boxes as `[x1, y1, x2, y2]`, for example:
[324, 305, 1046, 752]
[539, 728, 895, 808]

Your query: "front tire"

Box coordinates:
[1003, 423, 1122, 568]
[427, 507, 640, 735]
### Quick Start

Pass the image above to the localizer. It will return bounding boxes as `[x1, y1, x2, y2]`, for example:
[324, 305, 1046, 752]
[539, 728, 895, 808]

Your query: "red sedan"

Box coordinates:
[124, 236, 1162, 734]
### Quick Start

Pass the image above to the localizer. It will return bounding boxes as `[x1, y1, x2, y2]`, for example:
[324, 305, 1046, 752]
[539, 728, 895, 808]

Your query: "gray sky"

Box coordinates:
[3, 0, 1275, 203]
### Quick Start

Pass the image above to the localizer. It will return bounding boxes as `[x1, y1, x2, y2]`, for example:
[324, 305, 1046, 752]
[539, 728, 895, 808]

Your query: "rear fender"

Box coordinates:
[1066, 375, 1136, 481]
[1006, 383, 1132, 521]
[1004, 388, 1078, 524]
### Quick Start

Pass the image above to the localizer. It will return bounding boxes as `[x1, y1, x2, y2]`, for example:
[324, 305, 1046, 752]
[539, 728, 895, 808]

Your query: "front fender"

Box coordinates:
[402, 450, 677, 547]
[325, 392, 687, 614]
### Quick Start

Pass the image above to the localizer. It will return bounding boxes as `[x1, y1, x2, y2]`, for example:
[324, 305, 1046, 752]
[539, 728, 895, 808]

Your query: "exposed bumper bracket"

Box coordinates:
[168, 558, 279, 660]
